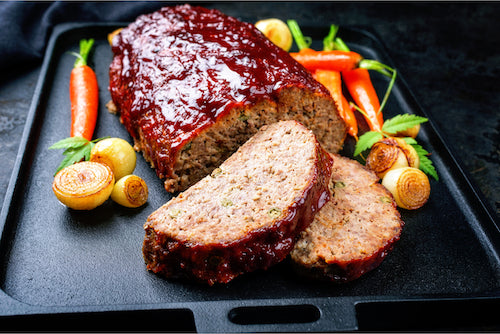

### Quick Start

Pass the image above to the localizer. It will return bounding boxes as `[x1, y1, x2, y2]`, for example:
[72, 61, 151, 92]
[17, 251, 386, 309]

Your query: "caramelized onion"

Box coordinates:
[393, 137, 420, 169]
[366, 137, 419, 178]
[366, 138, 408, 178]
[255, 18, 293, 51]
[382, 167, 430, 210]
[90, 137, 136, 181]
[111, 175, 149, 208]
[52, 161, 115, 210]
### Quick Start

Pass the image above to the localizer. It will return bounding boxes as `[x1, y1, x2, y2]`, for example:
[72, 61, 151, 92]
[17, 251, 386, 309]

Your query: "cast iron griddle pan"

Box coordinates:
[0, 22, 499, 332]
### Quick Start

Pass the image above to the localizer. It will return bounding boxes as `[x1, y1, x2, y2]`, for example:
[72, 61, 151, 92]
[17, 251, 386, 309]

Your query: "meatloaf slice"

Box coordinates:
[290, 154, 404, 282]
[143, 121, 333, 285]
[109, 4, 346, 193]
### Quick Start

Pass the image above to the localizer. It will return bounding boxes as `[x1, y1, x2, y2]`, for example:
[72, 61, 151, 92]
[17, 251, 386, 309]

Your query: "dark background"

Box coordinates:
[0, 2, 498, 331]
[1, 1, 498, 220]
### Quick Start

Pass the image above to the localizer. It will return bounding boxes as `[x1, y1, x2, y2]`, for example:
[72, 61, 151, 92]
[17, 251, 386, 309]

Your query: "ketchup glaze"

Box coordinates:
[109, 4, 328, 178]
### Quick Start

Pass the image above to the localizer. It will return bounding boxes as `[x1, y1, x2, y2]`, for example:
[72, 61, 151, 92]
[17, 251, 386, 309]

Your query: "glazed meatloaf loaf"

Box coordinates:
[143, 121, 333, 285]
[290, 154, 404, 282]
[109, 4, 346, 192]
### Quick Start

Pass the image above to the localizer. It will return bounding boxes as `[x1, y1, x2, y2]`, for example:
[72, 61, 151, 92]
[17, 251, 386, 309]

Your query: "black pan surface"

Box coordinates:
[0, 22, 498, 332]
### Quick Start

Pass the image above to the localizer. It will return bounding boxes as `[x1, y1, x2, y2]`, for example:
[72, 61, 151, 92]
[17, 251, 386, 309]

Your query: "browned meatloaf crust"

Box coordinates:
[109, 4, 346, 193]
[290, 154, 404, 282]
[143, 121, 333, 285]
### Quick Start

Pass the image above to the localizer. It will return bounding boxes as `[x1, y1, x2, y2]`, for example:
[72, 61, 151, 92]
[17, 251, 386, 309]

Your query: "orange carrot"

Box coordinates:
[290, 49, 363, 72]
[332, 33, 395, 132]
[69, 39, 98, 141]
[288, 20, 396, 134]
[342, 68, 384, 132]
[314, 69, 358, 138]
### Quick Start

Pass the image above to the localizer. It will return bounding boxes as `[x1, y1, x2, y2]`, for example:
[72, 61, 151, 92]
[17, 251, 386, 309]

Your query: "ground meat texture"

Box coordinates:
[109, 4, 346, 193]
[143, 121, 333, 285]
[290, 154, 404, 282]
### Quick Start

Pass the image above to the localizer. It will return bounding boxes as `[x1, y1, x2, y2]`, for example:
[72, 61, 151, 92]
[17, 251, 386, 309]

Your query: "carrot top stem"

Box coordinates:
[350, 101, 369, 118]
[323, 24, 339, 51]
[366, 61, 397, 112]
[333, 35, 394, 78]
[72, 39, 95, 68]
[287, 19, 311, 51]
[334, 36, 350, 52]
[359, 59, 393, 78]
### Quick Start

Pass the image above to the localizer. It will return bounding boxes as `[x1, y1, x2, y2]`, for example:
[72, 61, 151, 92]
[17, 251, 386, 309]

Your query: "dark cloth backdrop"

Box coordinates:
[0, 1, 167, 72]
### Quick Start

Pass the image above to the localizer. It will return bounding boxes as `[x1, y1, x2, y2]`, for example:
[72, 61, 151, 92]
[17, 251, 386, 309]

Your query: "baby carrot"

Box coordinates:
[69, 39, 98, 141]
[288, 20, 396, 134]
[289, 49, 363, 72]
[287, 20, 362, 71]
[332, 32, 396, 132]
[342, 68, 384, 132]
[288, 20, 359, 137]
[314, 69, 358, 138]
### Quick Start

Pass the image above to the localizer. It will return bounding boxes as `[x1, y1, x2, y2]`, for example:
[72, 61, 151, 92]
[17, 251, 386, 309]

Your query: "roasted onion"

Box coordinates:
[366, 138, 408, 178]
[111, 175, 148, 208]
[394, 137, 420, 169]
[382, 167, 430, 210]
[366, 137, 419, 178]
[255, 18, 293, 51]
[90, 137, 136, 181]
[52, 161, 115, 210]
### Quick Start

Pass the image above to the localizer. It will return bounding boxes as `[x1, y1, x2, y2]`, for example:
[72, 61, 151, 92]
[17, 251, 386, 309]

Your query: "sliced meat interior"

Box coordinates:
[290, 154, 405, 282]
[143, 120, 333, 285]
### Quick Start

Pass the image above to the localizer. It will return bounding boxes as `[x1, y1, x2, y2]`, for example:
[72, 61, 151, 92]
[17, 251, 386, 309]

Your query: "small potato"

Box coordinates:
[90, 137, 136, 181]
[111, 175, 148, 208]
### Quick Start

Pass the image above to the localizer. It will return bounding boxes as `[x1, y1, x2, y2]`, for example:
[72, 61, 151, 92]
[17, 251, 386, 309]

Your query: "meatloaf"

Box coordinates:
[109, 4, 346, 193]
[143, 121, 333, 285]
[290, 154, 404, 282]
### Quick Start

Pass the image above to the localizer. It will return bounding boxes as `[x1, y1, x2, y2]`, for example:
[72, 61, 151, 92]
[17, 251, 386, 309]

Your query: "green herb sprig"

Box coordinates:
[48, 136, 108, 175]
[354, 114, 438, 180]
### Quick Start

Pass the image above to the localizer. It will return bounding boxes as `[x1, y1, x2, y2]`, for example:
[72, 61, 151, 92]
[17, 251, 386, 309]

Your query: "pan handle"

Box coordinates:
[190, 298, 359, 332]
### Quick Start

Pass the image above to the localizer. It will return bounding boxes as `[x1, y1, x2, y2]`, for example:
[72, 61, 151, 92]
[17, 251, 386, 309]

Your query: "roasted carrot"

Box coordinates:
[288, 20, 396, 134]
[317, 24, 359, 138]
[333, 33, 396, 132]
[289, 21, 358, 138]
[289, 49, 363, 72]
[287, 20, 358, 138]
[326, 27, 395, 132]
[342, 68, 384, 132]
[287, 19, 362, 71]
[314, 69, 358, 138]
[69, 39, 98, 141]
